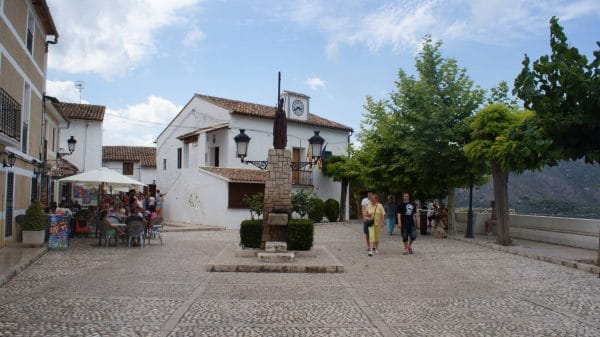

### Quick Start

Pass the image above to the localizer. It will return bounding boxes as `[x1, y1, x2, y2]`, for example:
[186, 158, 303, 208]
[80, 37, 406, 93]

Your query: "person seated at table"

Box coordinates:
[124, 208, 144, 246]
[100, 209, 126, 237]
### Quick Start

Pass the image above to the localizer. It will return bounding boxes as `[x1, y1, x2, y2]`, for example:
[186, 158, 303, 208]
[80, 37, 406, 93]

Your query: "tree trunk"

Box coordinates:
[339, 178, 348, 222]
[492, 162, 511, 246]
[447, 189, 455, 236]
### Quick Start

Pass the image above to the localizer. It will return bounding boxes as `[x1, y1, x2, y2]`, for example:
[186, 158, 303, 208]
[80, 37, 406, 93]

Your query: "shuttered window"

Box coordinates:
[5, 172, 14, 237]
[228, 183, 264, 208]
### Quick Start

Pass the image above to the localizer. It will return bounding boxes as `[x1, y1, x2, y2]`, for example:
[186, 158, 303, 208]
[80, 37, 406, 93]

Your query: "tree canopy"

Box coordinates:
[356, 36, 485, 199]
[514, 16, 600, 163]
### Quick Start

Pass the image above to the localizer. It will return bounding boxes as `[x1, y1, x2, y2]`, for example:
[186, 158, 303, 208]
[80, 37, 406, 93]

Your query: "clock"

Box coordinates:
[292, 99, 304, 116]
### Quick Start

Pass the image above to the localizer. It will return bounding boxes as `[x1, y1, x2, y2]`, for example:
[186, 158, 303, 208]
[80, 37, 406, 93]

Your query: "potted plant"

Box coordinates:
[21, 201, 47, 247]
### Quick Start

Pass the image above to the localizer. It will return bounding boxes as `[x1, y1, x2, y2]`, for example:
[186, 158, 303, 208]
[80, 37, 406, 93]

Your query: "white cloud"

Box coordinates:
[183, 26, 205, 47]
[103, 96, 182, 146]
[48, 0, 202, 78]
[46, 80, 89, 104]
[275, 0, 599, 57]
[305, 77, 326, 90]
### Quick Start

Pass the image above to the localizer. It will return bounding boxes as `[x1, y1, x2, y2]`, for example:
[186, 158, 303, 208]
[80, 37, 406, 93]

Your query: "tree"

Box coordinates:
[513, 16, 600, 261]
[356, 36, 485, 225]
[322, 154, 358, 222]
[465, 104, 551, 245]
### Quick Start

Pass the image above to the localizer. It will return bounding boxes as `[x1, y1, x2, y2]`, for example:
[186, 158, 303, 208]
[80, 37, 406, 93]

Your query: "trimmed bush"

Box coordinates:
[23, 201, 46, 231]
[288, 219, 314, 250]
[324, 198, 340, 222]
[240, 219, 262, 248]
[307, 198, 325, 223]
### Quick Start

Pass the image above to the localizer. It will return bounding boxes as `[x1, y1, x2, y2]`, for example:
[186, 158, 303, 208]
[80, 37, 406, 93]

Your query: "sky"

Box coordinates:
[45, 0, 600, 147]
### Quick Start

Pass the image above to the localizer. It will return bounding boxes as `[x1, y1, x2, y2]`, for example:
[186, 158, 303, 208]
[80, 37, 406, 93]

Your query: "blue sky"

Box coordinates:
[45, 0, 600, 147]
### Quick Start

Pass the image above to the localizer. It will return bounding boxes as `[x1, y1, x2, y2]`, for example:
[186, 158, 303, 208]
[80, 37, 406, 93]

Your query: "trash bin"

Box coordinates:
[420, 210, 428, 235]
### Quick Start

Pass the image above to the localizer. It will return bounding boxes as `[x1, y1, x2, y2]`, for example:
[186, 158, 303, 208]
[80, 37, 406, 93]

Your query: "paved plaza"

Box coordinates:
[0, 223, 599, 337]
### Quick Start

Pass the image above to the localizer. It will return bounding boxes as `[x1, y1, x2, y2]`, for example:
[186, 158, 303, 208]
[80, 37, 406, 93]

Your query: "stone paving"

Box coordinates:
[0, 223, 599, 336]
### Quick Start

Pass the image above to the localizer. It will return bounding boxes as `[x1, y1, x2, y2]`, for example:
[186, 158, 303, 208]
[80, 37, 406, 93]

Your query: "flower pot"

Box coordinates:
[22, 230, 45, 247]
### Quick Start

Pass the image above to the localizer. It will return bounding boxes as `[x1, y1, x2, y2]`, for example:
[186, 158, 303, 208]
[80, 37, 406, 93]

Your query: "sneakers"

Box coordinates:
[374, 249, 381, 254]
[368, 250, 373, 256]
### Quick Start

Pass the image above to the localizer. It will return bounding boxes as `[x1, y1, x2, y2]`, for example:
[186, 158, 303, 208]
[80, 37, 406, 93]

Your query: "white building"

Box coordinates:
[56, 102, 104, 173]
[156, 91, 352, 228]
[102, 146, 156, 192]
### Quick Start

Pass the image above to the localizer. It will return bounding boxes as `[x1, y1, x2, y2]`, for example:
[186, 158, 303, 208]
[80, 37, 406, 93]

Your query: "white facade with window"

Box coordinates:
[156, 92, 352, 228]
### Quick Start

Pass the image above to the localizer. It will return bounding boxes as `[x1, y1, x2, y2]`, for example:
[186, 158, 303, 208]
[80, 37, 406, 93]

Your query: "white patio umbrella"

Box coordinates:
[59, 167, 146, 189]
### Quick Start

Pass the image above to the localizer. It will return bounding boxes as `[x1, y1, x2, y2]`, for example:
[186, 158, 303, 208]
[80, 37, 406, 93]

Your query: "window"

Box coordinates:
[22, 83, 31, 153]
[123, 162, 134, 175]
[30, 176, 38, 202]
[177, 148, 182, 169]
[5, 172, 14, 237]
[228, 183, 264, 208]
[162, 158, 166, 170]
[0, 88, 22, 141]
[26, 11, 34, 54]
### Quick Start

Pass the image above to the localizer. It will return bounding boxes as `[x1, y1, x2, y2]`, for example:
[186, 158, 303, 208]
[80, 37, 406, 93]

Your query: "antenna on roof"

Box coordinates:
[75, 81, 84, 103]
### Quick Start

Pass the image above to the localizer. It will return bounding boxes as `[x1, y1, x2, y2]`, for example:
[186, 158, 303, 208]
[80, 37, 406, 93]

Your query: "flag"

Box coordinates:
[317, 143, 327, 169]
[306, 145, 313, 168]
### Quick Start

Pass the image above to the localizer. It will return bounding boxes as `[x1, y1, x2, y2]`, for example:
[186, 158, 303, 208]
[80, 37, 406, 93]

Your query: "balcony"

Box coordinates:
[0, 88, 21, 142]
[292, 168, 313, 186]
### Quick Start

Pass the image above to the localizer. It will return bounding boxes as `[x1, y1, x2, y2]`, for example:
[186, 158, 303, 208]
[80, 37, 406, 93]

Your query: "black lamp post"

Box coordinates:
[465, 173, 475, 238]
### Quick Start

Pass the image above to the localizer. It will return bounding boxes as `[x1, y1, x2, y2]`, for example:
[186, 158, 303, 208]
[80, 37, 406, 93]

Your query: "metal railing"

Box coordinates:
[292, 168, 313, 186]
[0, 88, 21, 141]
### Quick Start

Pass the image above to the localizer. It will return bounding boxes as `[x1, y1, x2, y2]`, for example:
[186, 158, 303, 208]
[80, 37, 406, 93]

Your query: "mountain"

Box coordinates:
[455, 160, 600, 219]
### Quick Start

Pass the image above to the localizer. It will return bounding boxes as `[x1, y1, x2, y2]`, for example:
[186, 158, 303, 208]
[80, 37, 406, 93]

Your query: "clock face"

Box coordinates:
[292, 99, 304, 116]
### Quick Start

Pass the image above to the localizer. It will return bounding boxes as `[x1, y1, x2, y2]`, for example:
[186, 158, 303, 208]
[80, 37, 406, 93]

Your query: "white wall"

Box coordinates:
[162, 168, 248, 228]
[156, 96, 231, 195]
[455, 211, 600, 250]
[102, 160, 155, 186]
[61, 120, 102, 172]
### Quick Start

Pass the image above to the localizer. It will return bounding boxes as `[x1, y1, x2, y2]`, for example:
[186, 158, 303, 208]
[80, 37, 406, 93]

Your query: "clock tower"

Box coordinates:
[281, 91, 309, 121]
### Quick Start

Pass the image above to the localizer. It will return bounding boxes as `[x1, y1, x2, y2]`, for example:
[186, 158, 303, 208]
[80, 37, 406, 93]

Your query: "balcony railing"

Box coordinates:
[0, 88, 21, 142]
[292, 168, 313, 186]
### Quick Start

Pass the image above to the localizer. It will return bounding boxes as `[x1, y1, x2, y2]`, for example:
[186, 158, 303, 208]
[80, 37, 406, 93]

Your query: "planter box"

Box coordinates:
[22, 230, 45, 247]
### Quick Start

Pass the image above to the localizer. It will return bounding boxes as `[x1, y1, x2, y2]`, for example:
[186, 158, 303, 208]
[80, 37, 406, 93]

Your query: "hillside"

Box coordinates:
[455, 160, 600, 219]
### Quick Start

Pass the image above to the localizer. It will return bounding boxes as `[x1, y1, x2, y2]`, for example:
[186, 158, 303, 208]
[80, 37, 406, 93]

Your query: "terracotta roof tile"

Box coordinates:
[201, 167, 266, 183]
[46, 159, 78, 178]
[56, 102, 106, 121]
[195, 94, 352, 132]
[103, 146, 156, 168]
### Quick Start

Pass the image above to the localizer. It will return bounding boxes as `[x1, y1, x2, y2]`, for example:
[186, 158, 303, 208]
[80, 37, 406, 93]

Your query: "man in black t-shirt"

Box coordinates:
[397, 192, 419, 254]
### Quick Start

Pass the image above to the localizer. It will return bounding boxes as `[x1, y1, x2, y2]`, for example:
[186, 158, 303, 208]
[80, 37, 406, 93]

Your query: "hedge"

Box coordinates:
[288, 219, 314, 250]
[324, 198, 340, 222]
[240, 219, 262, 248]
[307, 198, 325, 223]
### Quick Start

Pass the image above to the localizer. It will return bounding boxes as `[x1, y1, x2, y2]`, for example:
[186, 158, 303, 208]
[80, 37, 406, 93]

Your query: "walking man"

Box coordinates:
[398, 192, 419, 254]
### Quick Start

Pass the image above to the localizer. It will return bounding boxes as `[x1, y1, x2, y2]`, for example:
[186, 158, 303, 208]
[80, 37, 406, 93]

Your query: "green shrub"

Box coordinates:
[308, 198, 325, 223]
[242, 192, 264, 220]
[288, 219, 314, 250]
[324, 198, 340, 222]
[240, 219, 262, 248]
[23, 202, 46, 231]
[291, 190, 314, 218]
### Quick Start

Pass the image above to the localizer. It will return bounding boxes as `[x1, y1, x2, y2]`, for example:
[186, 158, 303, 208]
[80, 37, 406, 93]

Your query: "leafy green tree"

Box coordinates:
[322, 152, 363, 221]
[242, 192, 264, 220]
[513, 16, 600, 260]
[356, 36, 485, 227]
[465, 104, 552, 245]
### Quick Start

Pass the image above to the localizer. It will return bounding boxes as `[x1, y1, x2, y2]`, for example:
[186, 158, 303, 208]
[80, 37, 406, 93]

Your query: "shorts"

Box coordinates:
[363, 221, 370, 235]
[401, 224, 417, 242]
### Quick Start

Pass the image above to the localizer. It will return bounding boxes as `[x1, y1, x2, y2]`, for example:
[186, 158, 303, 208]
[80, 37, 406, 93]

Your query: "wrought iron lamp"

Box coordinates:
[56, 136, 77, 159]
[233, 129, 325, 170]
[2, 152, 16, 168]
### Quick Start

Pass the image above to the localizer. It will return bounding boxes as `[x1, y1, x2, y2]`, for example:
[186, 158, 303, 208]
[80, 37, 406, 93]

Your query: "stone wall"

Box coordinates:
[455, 211, 600, 250]
[262, 149, 292, 246]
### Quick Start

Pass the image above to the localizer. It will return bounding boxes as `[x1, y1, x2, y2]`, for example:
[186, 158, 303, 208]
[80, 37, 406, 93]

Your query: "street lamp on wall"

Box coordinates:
[308, 131, 325, 162]
[57, 136, 77, 159]
[2, 152, 16, 168]
[233, 129, 251, 162]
